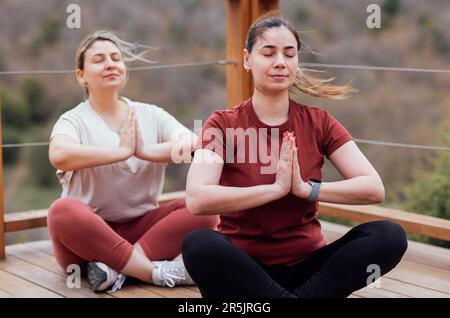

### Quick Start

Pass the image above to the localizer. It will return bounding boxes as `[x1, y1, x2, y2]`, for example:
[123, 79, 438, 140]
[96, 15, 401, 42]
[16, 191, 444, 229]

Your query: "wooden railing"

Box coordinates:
[1, 0, 449, 261]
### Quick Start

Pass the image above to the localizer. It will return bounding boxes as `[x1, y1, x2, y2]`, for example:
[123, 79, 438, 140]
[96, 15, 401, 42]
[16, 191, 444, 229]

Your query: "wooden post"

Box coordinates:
[0, 97, 5, 259]
[250, 0, 279, 22]
[226, 0, 279, 109]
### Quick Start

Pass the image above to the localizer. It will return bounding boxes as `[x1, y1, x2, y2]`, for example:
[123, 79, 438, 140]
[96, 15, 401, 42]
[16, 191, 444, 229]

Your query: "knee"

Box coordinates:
[48, 198, 85, 231]
[182, 229, 221, 265]
[371, 221, 408, 257]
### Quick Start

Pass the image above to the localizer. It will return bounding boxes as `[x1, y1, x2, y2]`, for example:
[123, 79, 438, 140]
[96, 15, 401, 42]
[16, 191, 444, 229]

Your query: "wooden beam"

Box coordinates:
[0, 98, 4, 259]
[226, 0, 252, 108]
[4, 210, 48, 232]
[226, 0, 280, 109]
[319, 203, 450, 241]
[251, 0, 279, 21]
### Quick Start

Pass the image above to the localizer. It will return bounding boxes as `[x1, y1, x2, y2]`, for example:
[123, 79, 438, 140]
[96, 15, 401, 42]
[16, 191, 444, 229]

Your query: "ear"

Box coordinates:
[243, 49, 250, 71]
[76, 68, 87, 87]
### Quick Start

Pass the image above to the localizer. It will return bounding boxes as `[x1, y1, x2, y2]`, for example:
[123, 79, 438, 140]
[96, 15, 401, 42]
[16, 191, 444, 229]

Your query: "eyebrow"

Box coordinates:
[91, 52, 121, 58]
[259, 45, 297, 50]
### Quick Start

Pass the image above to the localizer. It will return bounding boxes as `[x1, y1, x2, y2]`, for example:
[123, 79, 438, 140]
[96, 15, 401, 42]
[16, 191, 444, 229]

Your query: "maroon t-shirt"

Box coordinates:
[197, 98, 353, 265]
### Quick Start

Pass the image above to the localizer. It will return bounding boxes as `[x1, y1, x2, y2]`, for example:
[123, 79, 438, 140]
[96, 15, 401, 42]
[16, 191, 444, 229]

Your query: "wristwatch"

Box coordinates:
[307, 179, 322, 201]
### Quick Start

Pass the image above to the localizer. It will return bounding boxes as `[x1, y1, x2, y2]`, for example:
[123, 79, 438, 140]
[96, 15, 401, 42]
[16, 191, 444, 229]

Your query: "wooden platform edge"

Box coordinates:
[5, 191, 450, 242]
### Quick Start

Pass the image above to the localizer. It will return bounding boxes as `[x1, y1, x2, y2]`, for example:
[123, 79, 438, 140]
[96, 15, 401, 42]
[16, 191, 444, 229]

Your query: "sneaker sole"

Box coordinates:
[87, 262, 107, 292]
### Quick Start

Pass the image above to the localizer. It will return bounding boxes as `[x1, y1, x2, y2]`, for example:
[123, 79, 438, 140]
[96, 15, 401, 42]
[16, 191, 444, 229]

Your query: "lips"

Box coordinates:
[104, 74, 119, 78]
[269, 74, 288, 78]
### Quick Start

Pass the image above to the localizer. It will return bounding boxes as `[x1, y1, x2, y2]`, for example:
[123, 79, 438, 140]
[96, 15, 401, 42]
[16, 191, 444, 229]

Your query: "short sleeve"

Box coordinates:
[156, 107, 194, 143]
[322, 111, 353, 157]
[194, 111, 226, 160]
[50, 116, 81, 143]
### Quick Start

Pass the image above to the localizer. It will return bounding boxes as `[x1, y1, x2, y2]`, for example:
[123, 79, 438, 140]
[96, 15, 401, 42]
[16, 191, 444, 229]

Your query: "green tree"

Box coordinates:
[30, 14, 62, 56]
[403, 124, 450, 248]
[381, 0, 401, 27]
[22, 76, 48, 123]
[382, 0, 401, 18]
[0, 89, 29, 128]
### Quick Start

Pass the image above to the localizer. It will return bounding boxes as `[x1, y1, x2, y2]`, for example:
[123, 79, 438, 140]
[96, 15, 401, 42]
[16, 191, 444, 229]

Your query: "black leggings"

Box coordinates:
[182, 220, 408, 298]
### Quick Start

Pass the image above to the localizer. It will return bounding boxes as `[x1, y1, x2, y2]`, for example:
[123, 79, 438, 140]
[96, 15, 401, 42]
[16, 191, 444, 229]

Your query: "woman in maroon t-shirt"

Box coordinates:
[182, 13, 407, 298]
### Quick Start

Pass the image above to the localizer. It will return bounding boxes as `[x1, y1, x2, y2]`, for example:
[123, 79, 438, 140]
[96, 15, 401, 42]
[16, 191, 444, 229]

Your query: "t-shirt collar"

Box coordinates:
[245, 97, 294, 131]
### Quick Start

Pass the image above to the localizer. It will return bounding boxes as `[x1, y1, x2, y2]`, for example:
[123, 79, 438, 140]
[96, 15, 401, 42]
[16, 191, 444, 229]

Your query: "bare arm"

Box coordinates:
[186, 135, 295, 215]
[135, 120, 196, 164]
[49, 110, 136, 171]
[292, 140, 385, 204]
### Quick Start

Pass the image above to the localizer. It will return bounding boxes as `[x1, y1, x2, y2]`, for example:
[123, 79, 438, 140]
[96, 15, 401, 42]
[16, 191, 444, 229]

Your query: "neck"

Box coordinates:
[88, 90, 121, 115]
[251, 89, 290, 122]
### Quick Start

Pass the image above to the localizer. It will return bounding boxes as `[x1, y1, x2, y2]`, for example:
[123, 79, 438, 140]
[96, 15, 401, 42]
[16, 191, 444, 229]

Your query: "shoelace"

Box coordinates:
[159, 261, 187, 288]
[108, 273, 127, 293]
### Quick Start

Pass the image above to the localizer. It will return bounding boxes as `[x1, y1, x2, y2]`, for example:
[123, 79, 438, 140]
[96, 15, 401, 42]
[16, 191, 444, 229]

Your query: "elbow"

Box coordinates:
[186, 192, 207, 215]
[49, 149, 69, 171]
[368, 180, 385, 204]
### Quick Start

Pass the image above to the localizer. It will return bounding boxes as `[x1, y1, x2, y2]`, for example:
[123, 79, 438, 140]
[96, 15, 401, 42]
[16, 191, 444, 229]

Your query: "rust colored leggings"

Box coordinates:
[48, 197, 218, 273]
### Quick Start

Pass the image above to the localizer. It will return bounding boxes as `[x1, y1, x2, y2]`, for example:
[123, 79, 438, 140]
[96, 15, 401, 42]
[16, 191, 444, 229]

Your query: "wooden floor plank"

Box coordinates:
[0, 288, 13, 298]
[3, 224, 448, 298]
[24, 240, 53, 255]
[0, 255, 97, 298]
[7, 242, 199, 298]
[5, 245, 113, 298]
[108, 284, 163, 298]
[353, 286, 408, 298]
[0, 268, 62, 298]
[7, 243, 67, 274]
[380, 277, 448, 298]
[141, 285, 201, 298]
[402, 240, 450, 271]
[320, 220, 450, 271]
[385, 260, 450, 294]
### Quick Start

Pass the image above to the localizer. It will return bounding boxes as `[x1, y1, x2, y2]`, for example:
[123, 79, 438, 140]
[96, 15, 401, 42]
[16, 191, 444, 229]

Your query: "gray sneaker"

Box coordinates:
[87, 261, 126, 292]
[152, 260, 195, 287]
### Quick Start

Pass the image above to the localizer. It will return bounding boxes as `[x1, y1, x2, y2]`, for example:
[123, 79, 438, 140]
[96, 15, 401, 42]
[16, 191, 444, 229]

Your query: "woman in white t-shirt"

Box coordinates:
[48, 30, 218, 292]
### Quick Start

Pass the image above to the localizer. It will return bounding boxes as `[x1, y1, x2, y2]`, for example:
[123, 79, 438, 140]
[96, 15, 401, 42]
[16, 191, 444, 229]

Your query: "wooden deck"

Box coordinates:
[0, 220, 448, 298]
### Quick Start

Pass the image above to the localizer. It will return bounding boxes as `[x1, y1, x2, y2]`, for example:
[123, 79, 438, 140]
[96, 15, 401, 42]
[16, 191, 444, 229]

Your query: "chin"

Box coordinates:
[265, 86, 290, 95]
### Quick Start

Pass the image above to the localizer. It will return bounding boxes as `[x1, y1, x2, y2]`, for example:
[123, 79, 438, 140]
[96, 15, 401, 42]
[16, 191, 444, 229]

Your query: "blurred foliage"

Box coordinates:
[26, 145, 59, 187]
[168, 21, 187, 46]
[294, 7, 311, 24]
[30, 14, 62, 56]
[403, 125, 450, 248]
[381, 0, 401, 27]
[1, 89, 30, 128]
[22, 76, 49, 123]
[0, 45, 6, 71]
[417, 15, 450, 55]
[1, 126, 23, 164]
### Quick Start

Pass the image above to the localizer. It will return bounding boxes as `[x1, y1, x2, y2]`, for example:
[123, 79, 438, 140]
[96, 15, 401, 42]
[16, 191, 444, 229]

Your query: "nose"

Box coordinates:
[104, 57, 116, 70]
[273, 52, 286, 68]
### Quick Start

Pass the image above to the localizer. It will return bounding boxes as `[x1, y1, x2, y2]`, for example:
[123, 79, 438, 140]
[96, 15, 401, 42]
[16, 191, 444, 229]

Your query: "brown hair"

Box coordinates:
[246, 12, 357, 100]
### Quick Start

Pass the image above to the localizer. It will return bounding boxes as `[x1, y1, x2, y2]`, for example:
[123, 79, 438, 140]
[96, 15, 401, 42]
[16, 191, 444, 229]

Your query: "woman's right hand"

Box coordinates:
[118, 109, 136, 158]
[274, 132, 295, 196]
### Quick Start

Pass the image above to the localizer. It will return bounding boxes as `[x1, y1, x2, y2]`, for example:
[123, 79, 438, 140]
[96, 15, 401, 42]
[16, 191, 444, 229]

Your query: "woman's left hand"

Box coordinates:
[134, 119, 146, 159]
[291, 144, 312, 199]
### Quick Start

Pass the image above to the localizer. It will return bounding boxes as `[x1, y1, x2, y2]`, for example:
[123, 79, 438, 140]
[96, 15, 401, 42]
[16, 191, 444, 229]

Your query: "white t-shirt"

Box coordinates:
[50, 97, 193, 222]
